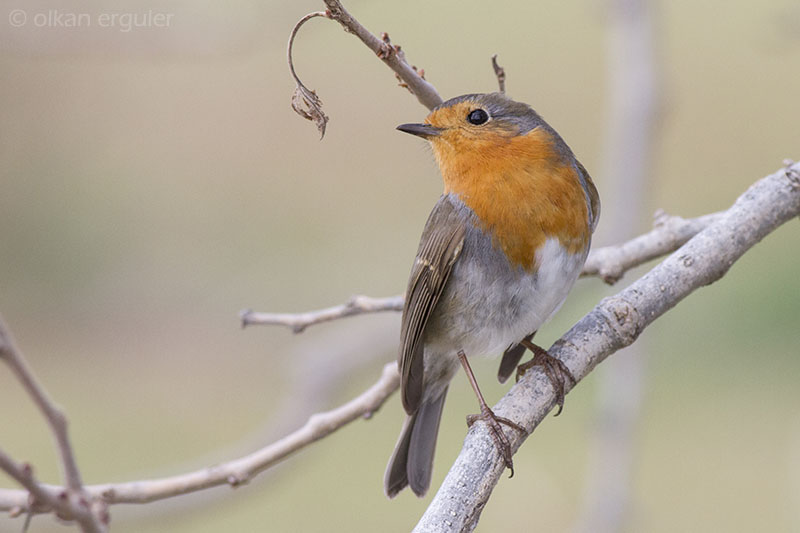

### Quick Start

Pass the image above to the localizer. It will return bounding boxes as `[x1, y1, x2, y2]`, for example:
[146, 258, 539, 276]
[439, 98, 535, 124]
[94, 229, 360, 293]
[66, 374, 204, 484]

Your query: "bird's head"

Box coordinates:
[397, 93, 574, 191]
[397, 92, 544, 142]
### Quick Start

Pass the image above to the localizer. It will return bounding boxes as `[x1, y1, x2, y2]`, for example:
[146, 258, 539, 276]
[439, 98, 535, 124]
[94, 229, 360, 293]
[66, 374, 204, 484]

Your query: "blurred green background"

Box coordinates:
[1, 0, 799, 531]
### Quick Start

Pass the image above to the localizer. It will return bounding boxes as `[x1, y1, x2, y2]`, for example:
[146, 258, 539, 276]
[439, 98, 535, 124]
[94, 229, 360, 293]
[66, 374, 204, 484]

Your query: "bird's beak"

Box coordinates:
[396, 123, 442, 139]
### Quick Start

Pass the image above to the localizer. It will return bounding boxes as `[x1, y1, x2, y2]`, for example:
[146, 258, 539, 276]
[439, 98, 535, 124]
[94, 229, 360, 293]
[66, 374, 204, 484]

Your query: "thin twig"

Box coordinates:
[0, 450, 62, 515]
[0, 319, 84, 492]
[285, 0, 442, 134]
[581, 210, 722, 283]
[323, 0, 442, 110]
[240, 294, 403, 332]
[287, 11, 330, 138]
[0, 317, 107, 531]
[0, 362, 399, 512]
[0, 448, 106, 532]
[491, 55, 506, 94]
[241, 210, 722, 334]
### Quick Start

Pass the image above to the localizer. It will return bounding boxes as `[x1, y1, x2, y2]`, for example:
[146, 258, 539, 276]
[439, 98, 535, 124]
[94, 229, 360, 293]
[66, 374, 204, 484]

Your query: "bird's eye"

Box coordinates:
[467, 109, 489, 125]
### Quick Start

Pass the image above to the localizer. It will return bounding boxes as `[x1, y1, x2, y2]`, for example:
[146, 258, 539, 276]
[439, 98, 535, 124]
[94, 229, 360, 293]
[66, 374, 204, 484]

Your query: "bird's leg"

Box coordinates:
[457, 350, 527, 475]
[516, 339, 576, 416]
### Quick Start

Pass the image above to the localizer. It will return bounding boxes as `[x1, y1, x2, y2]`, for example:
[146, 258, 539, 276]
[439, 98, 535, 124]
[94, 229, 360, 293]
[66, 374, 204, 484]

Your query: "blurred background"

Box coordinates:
[1, 0, 798, 531]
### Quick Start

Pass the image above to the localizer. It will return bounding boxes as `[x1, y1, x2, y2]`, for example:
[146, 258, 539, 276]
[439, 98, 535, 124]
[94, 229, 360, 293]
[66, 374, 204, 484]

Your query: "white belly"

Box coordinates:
[420, 237, 587, 398]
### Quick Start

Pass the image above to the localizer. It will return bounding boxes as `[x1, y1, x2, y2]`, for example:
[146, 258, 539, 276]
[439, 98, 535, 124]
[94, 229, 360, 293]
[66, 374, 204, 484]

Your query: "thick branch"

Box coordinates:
[0, 362, 399, 512]
[414, 162, 800, 532]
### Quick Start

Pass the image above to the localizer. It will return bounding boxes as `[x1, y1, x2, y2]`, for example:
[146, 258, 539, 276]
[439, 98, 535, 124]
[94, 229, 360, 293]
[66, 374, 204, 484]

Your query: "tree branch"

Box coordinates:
[240, 295, 403, 332]
[0, 448, 108, 531]
[322, 0, 442, 110]
[581, 210, 721, 284]
[241, 209, 724, 333]
[0, 317, 107, 532]
[287, 0, 443, 135]
[0, 319, 84, 493]
[414, 162, 800, 532]
[0, 362, 399, 513]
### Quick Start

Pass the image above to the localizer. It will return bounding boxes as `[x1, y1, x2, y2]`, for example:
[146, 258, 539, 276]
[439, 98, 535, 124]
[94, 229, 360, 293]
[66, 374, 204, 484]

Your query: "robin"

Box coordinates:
[384, 92, 600, 498]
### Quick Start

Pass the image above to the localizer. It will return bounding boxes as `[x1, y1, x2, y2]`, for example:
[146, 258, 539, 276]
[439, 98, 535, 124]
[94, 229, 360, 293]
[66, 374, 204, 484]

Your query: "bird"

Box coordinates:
[384, 92, 600, 498]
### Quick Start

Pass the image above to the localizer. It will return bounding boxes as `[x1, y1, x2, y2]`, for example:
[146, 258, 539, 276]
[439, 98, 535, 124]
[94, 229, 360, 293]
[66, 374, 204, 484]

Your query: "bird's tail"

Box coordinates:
[384, 388, 448, 498]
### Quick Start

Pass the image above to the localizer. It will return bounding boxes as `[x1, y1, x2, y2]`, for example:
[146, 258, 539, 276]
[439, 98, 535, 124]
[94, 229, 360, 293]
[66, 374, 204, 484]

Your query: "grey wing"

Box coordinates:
[575, 160, 600, 233]
[399, 197, 466, 414]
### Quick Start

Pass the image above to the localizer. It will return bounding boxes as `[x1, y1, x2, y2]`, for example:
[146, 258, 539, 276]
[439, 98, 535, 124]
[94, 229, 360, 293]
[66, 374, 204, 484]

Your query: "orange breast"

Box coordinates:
[432, 127, 590, 271]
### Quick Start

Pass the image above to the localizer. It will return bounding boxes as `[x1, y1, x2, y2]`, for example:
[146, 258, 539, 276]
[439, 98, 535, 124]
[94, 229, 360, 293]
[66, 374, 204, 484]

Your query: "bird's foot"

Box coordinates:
[466, 404, 527, 476]
[516, 341, 576, 416]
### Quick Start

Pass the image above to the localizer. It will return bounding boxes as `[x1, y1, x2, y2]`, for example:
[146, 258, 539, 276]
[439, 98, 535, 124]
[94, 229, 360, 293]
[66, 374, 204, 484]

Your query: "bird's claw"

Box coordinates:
[516, 345, 576, 416]
[466, 404, 527, 477]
